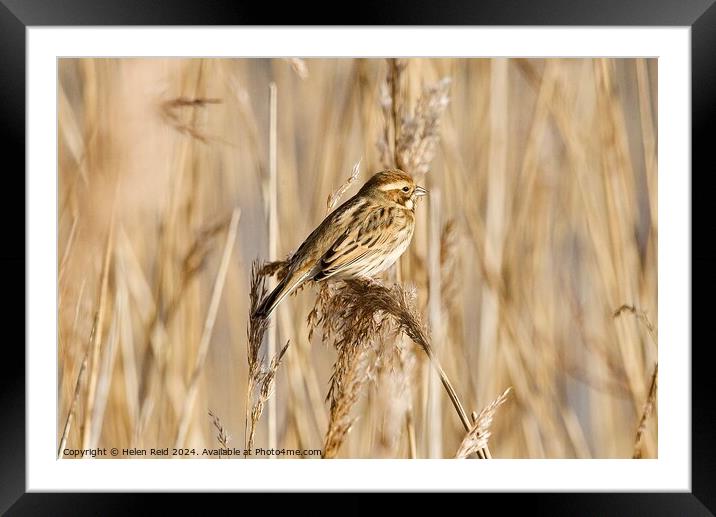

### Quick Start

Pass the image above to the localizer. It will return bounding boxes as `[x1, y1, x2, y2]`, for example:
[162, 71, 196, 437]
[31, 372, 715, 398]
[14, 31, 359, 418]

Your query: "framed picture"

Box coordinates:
[5, 0, 710, 512]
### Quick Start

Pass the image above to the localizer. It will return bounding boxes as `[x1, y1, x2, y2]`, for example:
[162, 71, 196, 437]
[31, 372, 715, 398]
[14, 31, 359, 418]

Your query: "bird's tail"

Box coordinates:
[252, 271, 308, 320]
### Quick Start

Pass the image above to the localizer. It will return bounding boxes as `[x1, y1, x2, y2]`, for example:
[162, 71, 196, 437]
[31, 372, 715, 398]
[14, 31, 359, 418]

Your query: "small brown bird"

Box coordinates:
[254, 169, 427, 319]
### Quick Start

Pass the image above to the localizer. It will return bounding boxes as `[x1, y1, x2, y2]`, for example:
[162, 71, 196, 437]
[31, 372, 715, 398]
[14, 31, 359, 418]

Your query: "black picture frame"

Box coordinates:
[2, 1, 711, 513]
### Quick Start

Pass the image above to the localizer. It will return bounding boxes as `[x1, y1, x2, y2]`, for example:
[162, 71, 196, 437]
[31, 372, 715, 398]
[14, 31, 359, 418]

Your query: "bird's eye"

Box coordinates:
[402, 186, 410, 192]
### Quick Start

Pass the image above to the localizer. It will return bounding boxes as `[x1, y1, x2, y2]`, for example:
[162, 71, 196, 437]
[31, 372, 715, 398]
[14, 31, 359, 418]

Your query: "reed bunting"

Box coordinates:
[254, 169, 427, 319]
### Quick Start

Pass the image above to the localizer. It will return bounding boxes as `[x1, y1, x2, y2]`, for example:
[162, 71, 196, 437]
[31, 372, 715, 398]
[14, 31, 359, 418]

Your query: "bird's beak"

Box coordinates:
[414, 185, 428, 197]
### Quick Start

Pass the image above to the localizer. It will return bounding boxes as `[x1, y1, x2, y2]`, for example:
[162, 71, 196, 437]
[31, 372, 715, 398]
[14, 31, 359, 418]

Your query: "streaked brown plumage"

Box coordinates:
[253, 169, 427, 319]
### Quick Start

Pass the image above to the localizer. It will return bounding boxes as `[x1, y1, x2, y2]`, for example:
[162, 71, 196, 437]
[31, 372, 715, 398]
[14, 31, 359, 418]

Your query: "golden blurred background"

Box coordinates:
[58, 57, 657, 458]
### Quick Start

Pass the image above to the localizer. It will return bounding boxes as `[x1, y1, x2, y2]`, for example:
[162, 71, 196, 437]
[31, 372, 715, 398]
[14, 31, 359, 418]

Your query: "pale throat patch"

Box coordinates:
[405, 199, 414, 210]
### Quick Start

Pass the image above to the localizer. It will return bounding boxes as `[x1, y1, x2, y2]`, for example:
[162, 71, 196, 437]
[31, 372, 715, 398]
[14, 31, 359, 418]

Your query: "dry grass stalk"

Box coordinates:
[285, 58, 309, 80]
[160, 96, 222, 143]
[311, 281, 398, 458]
[244, 262, 290, 451]
[58, 217, 78, 285]
[326, 160, 361, 214]
[456, 387, 511, 459]
[208, 410, 230, 450]
[613, 304, 658, 345]
[378, 60, 466, 458]
[323, 335, 383, 458]
[635, 58, 658, 230]
[614, 303, 658, 459]
[345, 281, 464, 417]
[87, 290, 122, 449]
[245, 263, 269, 447]
[180, 216, 233, 284]
[439, 220, 460, 309]
[58, 320, 96, 458]
[81, 206, 116, 450]
[406, 407, 417, 458]
[133, 67, 209, 344]
[249, 342, 290, 452]
[134, 214, 232, 440]
[312, 278, 486, 458]
[377, 59, 406, 168]
[633, 363, 658, 459]
[267, 82, 279, 452]
[378, 337, 417, 456]
[427, 189, 444, 458]
[396, 77, 451, 175]
[130, 85, 233, 407]
[174, 208, 240, 448]
[378, 60, 451, 176]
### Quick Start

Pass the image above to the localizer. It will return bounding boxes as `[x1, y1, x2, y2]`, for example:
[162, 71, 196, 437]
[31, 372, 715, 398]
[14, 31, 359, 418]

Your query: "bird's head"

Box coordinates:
[360, 169, 427, 210]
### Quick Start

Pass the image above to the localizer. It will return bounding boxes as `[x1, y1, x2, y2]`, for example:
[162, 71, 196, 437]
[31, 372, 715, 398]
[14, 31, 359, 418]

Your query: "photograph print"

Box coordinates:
[57, 57, 658, 460]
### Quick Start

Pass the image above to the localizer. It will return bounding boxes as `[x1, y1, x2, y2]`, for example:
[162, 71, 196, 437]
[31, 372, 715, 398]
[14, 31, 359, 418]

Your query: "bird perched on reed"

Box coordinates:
[253, 169, 427, 319]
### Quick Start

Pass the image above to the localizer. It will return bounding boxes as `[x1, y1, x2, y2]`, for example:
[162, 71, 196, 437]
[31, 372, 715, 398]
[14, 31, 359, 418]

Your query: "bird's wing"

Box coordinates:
[313, 206, 392, 281]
